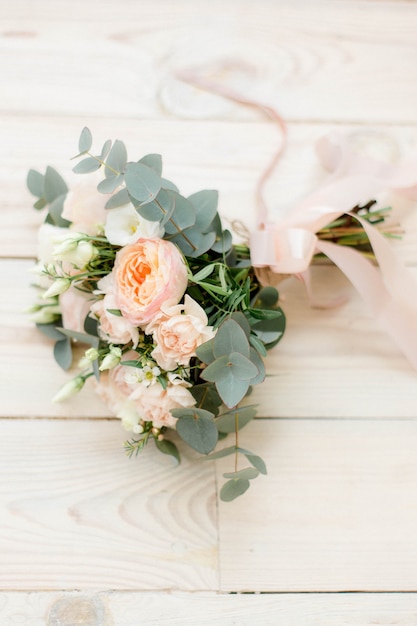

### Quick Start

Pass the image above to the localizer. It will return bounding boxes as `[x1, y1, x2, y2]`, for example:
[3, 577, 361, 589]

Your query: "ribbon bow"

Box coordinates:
[177, 68, 417, 369]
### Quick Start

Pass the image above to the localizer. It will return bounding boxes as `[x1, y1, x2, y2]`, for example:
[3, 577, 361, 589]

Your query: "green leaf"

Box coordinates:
[191, 264, 216, 283]
[173, 408, 218, 455]
[213, 318, 250, 359]
[36, 323, 66, 341]
[83, 315, 99, 337]
[195, 338, 216, 365]
[248, 347, 265, 386]
[135, 188, 174, 223]
[189, 190, 218, 231]
[249, 333, 267, 357]
[106, 308, 122, 317]
[172, 230, 216, 258]
[239, 450, 267, 475]
[43, 166, 68, 203]
[101, 139, 112, 160]
[161, 177, 179, 192]
[253, 286, 279, 308]
[78, 127, 93, 154]
[105, 139, 127, 177]
[202, 353, 255, 408]
[73, 156, 101, 174]
[230, 312, 251, 338]
[155, 438, 180, 464]
[54, 337, 72, 370]
[211, 229, 233, 253]
[34, 197, 47, 210]
[124, 162, 162, 204]
[223, 467, 259, 480]
[27, 169, 44, 197]
[105, 188, 130, 210]
[204, 445, 237, 460]
[164, 193, 195, 233]
[57, 328, 99, 348]
[191, 383, 223, 416]
[47, 194, 71, 228]
[139, 154, 162, 176]
[97, 174, 124, 194]
[216, 405, 257, 433]
[252, 310, 286, 350]
[220, 478, 250, 501]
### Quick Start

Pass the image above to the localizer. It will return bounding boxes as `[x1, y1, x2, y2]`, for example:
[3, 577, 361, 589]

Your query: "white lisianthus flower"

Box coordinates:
[99, 346, 123, 371]
[42, 277, 71, 299]
[53, 233, 97, 269]
[104, 205, 163, 246]
[52, 376, 85, 403]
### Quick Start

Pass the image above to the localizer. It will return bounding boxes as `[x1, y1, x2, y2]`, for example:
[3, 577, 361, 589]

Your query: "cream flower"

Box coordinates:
[130, 380, 196, 429]
[113, 238, 188, 327]
[149, 295, 216, 371]
[62, 180, 107, 235]
[105, 205, 163, 246]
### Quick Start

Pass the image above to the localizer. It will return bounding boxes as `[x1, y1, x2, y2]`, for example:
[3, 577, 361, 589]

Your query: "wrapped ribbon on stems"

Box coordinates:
[177, 67, 417, 370]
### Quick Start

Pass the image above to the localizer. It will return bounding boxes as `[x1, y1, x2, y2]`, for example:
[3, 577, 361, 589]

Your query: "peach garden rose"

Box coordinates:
[113, 238, 188, 327]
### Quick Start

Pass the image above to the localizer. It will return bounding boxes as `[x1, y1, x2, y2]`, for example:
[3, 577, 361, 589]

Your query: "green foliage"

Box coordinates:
[172, 408, 218, 455]
[155, 438, 180, 464]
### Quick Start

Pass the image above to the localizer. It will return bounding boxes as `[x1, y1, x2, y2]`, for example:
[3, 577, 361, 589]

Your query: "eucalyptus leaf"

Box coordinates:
[220, 478, 250, 501]
[73, 156, 101, 174]
[211, 229, 233, 253]
[204, 445, 237, 460]
[238, 450, 267, 475]
[101, 139, 112, 160]
[34, 198, 47, 210]
[189, 190, 218, 231]
[161, 177, 179, 192]
[195, 338, 216, 365]
[202, 354, 253, 408]
[139, 154, 162, 176]
[97, 174, 124, 194]
[248, 347, 265, 386]
[57, 328, 99, 348]
[47, 194, 71, 228]
[164, 193, 195, 233]
[136, 188, 175, 223]
[191, 383, 222, 416]
[124, 162, 162, 204]
[36, 323, 66, 341]
[213, 318, 250, 359]
[216, 405, 258, 433]
[54, 337, 73, 371]
[249, 334, 267, 357]
[252, 310, 286, 350]
[105, 188, 130, 210]
[253, 286, 279, 308]
[105, 139, 127, 177]
[83, 315, 99, 337]
[43, 166, 68, 203]
[78, 127, 93, 154]
[230, 312, 251, 338]
[223, 467, 259, 480]
[172, 408, 218, 455]
[27, 169, 44, 198]
[155, 438, 180, 464]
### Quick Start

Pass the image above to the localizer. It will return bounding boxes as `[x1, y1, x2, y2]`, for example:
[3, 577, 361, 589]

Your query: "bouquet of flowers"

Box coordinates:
[28, 128, 400, 501]
[28, 128, 288, 501]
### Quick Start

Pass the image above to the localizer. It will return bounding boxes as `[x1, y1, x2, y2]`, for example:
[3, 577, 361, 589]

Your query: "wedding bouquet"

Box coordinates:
[28, 128, 403, 501]
[28, 128, 287, 501]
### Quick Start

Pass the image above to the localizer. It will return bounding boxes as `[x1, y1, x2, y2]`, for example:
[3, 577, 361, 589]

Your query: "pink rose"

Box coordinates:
[59, 288, 92, 333]
[149, 295, 215, 371]
[94, 370, 141, 432]
[62, 181, 107, 235]
[131, 380, 196, 429]
[113, 238, 188, 328]
[90, 293, 139, 347]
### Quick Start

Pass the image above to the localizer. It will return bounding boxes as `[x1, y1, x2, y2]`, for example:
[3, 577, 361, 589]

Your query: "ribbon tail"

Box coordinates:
[316, 240, 417, 370]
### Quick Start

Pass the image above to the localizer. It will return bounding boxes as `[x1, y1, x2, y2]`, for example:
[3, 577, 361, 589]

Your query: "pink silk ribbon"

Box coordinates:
[176, 68, 417, 368]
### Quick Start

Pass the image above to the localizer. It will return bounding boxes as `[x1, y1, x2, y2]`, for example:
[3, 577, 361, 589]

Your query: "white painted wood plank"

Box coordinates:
[217, 419, 417, 591]
[5, 259, 417, 419]
[0, 420, 218, 590]
[1, 1, 417, 122]
[2, 591, 417, 626]
[3, 116, 417, 262]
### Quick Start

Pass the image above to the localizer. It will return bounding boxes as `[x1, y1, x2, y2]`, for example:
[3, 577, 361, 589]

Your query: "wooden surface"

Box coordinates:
[2, 0, 417, 622]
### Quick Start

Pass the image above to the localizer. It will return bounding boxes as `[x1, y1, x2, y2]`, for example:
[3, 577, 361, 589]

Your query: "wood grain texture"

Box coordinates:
[1, 0, 417, 123]
[0, 420, 218, 591]
[217, 419, 417, 592]
[2, 591, 417, 625]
